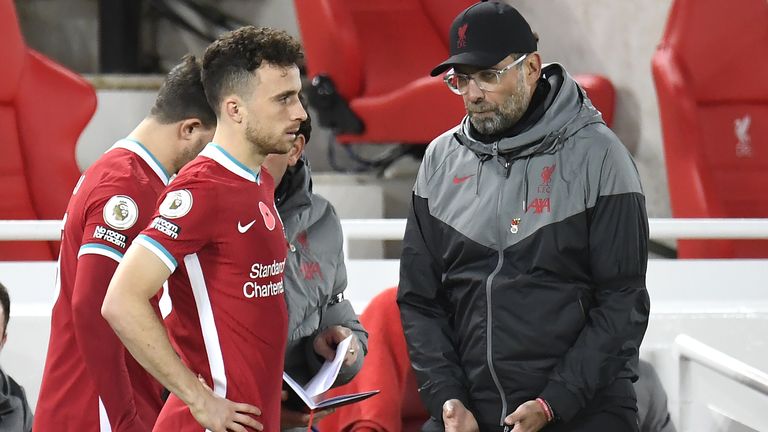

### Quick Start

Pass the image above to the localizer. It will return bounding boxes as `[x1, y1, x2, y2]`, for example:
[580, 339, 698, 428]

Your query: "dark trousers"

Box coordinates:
[474, 405, 638, 432]
[543, 407, 638, 431]
[425, 379, 639, 432]
[426, 408, 638, 431]
[424, 408, 638, 432]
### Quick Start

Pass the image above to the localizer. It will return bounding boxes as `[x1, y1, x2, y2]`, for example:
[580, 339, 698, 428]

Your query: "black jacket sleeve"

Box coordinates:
[540, 142, 651, 422]
[398, 193, 471, 420]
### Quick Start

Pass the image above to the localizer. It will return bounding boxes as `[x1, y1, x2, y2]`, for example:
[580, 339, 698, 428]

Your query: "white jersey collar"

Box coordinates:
[110, 138, 172, 186]
[199, 143, 261, 183]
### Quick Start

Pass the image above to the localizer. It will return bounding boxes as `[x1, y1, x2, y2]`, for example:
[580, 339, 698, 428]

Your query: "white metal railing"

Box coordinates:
[3, 218, 768, 242]
[675, 334, 768, 431]
[338, 218, 768, 251]
[0, 220, 63, 240]
[676, 334, 768, 396]
[4, 218, 768, 260]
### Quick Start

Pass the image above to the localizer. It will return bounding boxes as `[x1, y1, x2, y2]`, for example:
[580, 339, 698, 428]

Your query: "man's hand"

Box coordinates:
[189, 378, 263, 432]
[313, 325, 359, 366]
[280, 390, 334, 428]
[443, 399, 479, 432]
[504, 400, 549, 432]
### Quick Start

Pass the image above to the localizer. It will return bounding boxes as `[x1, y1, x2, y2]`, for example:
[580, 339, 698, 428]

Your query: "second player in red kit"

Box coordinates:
[35, 57, 215, 432]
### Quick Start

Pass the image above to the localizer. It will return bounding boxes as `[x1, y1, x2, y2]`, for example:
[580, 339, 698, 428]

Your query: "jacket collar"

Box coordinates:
[456, 63, 605, 160]
[0, 369, 14, 416]
[275, 156, 312, 219]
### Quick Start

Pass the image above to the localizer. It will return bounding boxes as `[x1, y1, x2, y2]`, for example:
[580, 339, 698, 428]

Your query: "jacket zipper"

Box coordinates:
[485, 145, 509, 426]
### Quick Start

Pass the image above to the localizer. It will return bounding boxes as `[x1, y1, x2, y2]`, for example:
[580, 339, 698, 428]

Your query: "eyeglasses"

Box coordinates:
[443, 54, 529, 95]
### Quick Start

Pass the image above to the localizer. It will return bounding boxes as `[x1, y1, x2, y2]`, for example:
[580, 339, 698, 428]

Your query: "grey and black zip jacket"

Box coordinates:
[398, 63, 650, 427]
[276, 159, 368, 395]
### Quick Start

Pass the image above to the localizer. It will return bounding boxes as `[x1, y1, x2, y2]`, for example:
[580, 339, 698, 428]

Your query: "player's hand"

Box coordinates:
[504, 400, 549, 432]
[189, 378, 263, 432]
[442, 399, 480, 432]
[313, 325, 359, 366]
[280, 390, 334, 428]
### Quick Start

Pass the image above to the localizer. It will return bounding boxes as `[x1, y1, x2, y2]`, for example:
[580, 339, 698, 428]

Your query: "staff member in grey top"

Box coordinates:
[263, 97, 368, 431]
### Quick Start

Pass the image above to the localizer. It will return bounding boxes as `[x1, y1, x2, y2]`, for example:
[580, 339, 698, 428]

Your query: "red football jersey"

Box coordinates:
[136, 143, 288, 432]
[35, 139, 169, 432]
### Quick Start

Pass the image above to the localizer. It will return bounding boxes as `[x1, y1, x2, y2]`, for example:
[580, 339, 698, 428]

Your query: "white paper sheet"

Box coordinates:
[303, 334, 352, 397]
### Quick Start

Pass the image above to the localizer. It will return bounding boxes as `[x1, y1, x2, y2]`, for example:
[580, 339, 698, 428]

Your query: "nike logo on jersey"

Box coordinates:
[238, 220, 257, 233]
[453, 174, 474, 184]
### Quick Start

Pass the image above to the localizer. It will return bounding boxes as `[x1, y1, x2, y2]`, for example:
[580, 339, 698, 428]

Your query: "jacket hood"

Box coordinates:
[275, 155, 312, 219]
[0, 370, 12, 415]
[456, 63, 606, 160]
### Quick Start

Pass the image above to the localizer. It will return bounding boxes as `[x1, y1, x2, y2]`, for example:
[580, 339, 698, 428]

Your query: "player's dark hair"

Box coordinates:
[202, 26, 303, 116]
[150, 55, 216, 129]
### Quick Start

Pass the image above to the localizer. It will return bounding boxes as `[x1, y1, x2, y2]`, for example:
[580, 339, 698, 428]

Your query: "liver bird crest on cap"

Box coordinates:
[457, 23, 468, 48]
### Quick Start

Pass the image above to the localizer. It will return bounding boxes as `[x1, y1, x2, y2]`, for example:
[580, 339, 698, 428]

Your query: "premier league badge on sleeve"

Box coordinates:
[103, 195, 139, 230]
[159, 189, 193, 219]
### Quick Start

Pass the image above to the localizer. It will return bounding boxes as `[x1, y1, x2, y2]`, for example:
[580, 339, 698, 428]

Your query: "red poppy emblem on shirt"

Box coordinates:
[259, 201, 276, 231]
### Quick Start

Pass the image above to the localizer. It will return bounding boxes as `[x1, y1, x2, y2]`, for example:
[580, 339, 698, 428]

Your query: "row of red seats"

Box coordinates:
[652, 0, 768, 257]
[294, 0, 768, 258]
[0, 0, 765, 260]
[0, 0, 96, 260]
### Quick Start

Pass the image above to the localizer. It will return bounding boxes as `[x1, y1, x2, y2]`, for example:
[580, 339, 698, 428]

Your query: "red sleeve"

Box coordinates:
[78, 187, 149, 260]
[72, 184, 162, 430]
[135, 181, 217, 273]
[71, 255, 152, 431]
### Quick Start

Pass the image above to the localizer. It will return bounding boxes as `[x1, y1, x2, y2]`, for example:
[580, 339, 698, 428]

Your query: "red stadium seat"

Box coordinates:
[294, 0, 618, 146]
[320, 287, 428, 432]
[652, 0, 768, 258]
[0, 0, 96, 260]
[293, 0, 473, 145]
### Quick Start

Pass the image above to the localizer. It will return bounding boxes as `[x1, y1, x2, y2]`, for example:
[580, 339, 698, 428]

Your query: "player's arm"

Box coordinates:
[71, 190, 157, 431]
[103, 242, 262, 432]
[71, 251, 148, 431]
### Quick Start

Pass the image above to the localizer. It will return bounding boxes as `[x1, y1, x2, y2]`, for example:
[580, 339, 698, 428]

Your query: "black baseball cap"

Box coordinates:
[430, 1, 537, 77]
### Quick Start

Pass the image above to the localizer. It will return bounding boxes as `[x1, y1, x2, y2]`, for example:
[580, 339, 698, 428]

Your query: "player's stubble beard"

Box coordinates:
[467, 71, 531, 136]
[245, 119, 291, 157]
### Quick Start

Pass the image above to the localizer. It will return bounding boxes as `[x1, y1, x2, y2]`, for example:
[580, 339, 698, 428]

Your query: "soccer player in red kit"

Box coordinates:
[34, 56, 216, 432]
[103, 27, 307, 432]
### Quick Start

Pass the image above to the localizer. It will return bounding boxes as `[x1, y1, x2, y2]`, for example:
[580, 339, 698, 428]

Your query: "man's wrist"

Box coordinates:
[182, 377, 210, 412]
[535, 397, 554, 423]
[540, 381, 580, 422]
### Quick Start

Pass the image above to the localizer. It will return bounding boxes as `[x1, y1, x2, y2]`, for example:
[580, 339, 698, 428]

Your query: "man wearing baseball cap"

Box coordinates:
[399, 1, 649, 432]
